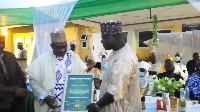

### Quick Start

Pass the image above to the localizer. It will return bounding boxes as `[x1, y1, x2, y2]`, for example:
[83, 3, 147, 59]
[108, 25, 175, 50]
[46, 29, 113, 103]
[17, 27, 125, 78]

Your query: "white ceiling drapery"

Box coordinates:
[29, 0, 78, 61]
[0, 0, 78, 9]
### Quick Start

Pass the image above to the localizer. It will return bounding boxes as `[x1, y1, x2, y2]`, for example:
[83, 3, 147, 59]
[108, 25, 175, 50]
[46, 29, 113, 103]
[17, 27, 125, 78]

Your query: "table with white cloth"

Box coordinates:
[143, 96, 200, 112]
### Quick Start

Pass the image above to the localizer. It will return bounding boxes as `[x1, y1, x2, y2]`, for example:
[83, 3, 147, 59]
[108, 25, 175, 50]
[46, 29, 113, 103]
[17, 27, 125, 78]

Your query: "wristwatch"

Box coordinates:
[94, 103, 100, 111]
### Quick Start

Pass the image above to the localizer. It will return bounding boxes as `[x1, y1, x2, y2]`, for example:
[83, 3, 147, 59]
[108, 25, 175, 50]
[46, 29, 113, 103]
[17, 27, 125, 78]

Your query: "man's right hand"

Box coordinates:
[44, 96, 57, 109]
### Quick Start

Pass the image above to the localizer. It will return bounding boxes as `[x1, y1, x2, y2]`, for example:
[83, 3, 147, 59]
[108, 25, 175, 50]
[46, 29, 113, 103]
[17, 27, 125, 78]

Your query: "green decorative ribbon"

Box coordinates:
[153, 15, 158, 48]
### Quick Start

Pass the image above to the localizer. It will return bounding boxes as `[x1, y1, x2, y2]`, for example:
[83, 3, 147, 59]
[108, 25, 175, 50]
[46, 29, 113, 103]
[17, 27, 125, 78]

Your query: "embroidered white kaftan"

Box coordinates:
[25, 50, 87, 112]
[99, 44, 142, 112]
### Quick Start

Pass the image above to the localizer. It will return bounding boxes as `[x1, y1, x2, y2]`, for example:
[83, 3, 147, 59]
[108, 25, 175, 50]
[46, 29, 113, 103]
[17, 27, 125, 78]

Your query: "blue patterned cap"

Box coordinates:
[100, 21, 122, 34]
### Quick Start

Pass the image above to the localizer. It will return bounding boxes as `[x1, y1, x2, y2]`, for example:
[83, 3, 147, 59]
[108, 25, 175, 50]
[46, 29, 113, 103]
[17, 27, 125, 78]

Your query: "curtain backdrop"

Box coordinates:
[31, 0, 77, 61]
[154, 31, 200, 65]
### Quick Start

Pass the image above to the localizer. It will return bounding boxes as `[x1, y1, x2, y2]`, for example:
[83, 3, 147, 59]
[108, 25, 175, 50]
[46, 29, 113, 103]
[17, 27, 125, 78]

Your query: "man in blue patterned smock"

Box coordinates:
[87, 21, 141, 112]
[186, 59, 200, 100]
[25, 29, 87, 112]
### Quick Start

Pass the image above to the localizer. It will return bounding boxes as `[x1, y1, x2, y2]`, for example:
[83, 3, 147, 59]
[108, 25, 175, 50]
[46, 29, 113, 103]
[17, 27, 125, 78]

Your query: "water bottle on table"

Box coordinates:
[178, 88, 186, 112]
[185, 86, 190, 101]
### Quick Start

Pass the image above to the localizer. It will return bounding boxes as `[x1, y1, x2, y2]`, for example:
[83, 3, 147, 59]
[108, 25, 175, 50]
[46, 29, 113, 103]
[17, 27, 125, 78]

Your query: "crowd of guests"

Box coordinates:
[138, 52, 200, 99]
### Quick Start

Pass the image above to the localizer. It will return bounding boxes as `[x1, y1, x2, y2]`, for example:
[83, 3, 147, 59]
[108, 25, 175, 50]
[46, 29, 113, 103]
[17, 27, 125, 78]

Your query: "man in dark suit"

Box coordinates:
[186, 52, 200, 75]
[0, 33, 31, 112]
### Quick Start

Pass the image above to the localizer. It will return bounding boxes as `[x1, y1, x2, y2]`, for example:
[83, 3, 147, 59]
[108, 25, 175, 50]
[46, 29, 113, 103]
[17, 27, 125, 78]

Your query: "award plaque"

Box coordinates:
[61, 74, 94, 112]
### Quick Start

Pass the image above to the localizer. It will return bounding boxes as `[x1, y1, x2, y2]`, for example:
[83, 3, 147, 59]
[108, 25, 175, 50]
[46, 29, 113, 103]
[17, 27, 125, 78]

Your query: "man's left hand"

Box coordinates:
[15, 88, 32, 98]
[87, 103, 99, 112]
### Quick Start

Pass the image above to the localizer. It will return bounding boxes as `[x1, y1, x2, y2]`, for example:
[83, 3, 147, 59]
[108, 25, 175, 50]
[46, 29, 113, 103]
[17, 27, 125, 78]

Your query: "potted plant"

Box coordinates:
[152, 76, 185, 105]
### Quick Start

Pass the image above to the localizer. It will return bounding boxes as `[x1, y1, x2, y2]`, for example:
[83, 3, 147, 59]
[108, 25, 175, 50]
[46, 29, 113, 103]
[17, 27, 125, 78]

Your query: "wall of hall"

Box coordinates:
[64, 22, 100, 61]
[7, 26, 34, 65]
[6, 23, 100, 63]
[5, 23, 182, 63]
[5, 26, 34, 53]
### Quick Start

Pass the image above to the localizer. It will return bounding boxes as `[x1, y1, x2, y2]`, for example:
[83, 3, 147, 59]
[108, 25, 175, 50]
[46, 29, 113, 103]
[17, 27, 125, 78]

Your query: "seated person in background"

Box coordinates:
[148, 52, 162, 75]
[186, 59, 200, 100]
[85, 57, 102, 102]
[85, 56, 102, 90]
[159, 55, 181, 74]
[85, 56, 101, 78]
[139, 61, 150, 88]
[174, 52, 188, 81]
[157, 59, 184, 98]
[139, 61, 152, 95]
[186, 52, 200, 75]
[94, 62, 102, 89]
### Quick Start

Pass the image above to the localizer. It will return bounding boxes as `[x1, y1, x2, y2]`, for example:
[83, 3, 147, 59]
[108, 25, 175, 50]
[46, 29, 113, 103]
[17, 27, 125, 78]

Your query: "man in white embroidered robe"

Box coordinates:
[25, 29, 87, 112]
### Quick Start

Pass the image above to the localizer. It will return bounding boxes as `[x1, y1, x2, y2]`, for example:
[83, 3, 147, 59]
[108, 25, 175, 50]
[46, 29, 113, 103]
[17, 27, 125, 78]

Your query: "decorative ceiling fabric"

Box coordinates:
[33, 0, 77, 58]
[0, 0, 188, 27]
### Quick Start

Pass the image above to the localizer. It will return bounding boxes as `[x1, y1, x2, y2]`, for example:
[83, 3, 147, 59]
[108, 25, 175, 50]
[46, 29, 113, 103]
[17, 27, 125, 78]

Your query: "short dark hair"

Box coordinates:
[193, 52, 199, 56]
